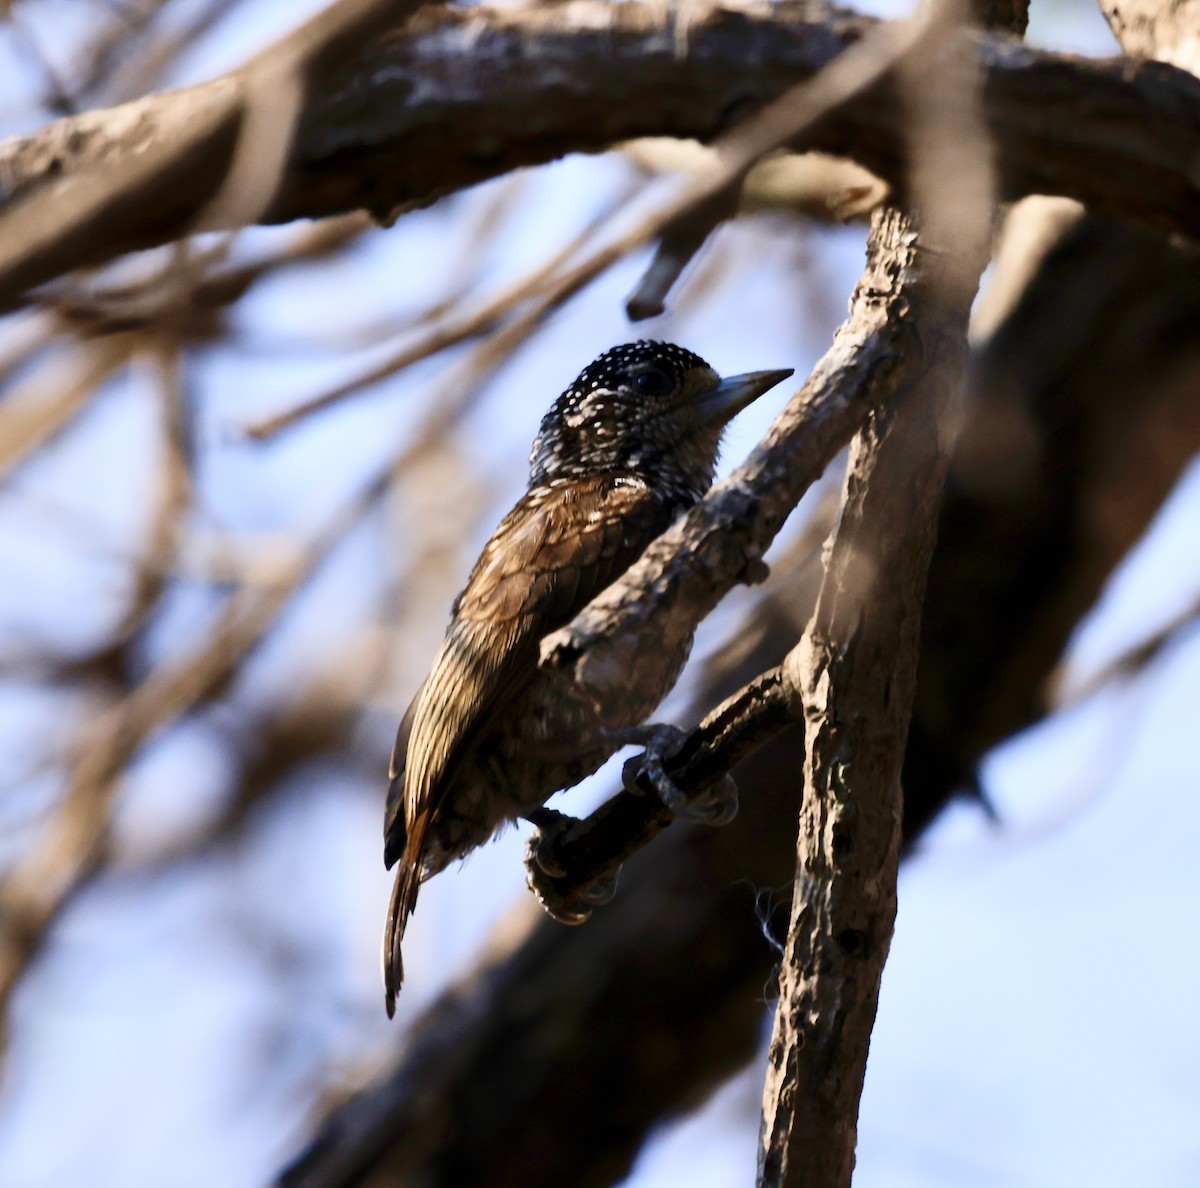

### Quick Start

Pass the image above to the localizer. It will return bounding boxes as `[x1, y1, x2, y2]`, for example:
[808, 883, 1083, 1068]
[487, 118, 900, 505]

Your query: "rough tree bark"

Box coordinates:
[759, 0, 1012, 1177]
[758, 214, 973, 1183]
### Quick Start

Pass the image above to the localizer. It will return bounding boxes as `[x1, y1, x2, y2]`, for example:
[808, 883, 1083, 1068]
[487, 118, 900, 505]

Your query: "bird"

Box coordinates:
[382, 340, 792, 1015]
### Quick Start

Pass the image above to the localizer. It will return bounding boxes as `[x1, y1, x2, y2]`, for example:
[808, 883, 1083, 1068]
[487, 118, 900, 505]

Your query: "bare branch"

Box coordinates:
[757, 214, 969, 1187]
[107, 334, 192, 644]
[0, 441, 401, 1020]
[0, 334, 135, 482]
[758, 0, 999, 1176]
[525, 665, 792, 919]
[537, 237, 923, 723]
[624, 174, 744, 321]
[243, 181, 635, 439]
[0, 0, 427, 310]
[4, 2, 1200, 307]
[1057, 592, 1200, 707]
[252, 5, 926, 439]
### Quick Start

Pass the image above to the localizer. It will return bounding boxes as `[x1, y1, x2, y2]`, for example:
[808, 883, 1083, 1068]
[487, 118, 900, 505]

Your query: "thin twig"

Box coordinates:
[625, 170, 745, 320]
[0, 335, 135, 483]
[109, 334, 193, 643]
[242, 180, 634, 439]
[1056, 592, 1200, 708]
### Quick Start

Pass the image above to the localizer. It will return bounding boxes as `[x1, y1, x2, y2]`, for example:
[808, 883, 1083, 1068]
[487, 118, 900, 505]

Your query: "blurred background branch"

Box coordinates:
[6, 1, 1200, 305]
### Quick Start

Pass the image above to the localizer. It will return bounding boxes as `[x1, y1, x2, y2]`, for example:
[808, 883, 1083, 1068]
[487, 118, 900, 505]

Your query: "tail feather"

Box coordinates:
[383, 848, 423, 1018]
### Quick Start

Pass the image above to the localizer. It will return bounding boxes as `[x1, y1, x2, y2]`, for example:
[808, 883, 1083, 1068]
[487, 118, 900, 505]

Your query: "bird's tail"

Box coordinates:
[383, 848, 423, 1018]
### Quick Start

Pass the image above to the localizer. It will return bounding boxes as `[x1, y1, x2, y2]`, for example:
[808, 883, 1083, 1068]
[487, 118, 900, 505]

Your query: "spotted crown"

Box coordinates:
[528, 341, 721, 503]
[567, 341, 709, 398]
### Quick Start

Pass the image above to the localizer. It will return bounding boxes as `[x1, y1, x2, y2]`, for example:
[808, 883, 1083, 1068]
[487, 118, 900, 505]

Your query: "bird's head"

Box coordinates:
[529, 341, 792, 504]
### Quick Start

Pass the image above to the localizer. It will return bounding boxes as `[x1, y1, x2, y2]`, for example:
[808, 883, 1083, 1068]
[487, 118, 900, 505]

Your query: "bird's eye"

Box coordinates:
[632, 367, 674, 397]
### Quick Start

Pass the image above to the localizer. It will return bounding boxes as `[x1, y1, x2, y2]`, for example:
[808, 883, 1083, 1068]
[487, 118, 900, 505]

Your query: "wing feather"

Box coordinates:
[383, 475, 679, 1007]
[401, 476, 676, 839]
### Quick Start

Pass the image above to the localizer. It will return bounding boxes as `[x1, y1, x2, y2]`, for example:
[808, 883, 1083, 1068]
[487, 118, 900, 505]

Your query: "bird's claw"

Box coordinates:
[680, 774, 740, 825]
[741, 557, 770, 586]
[522, 807, 620, 924]
[524, 806, 572, 878]
[619, 723, 740, 826]
[580, 867, 620, 905]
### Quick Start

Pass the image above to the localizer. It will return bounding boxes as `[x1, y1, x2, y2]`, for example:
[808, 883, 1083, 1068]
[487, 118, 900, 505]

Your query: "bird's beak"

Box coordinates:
[696, 369, 794, 425]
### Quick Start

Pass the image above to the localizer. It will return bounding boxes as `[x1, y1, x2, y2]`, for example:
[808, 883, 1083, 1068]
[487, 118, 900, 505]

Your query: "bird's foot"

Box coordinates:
[523, 806, 573, 878]
[522, 807, 619, 925]
[741, 557, 770, 586]
[616, 723, 739, 826]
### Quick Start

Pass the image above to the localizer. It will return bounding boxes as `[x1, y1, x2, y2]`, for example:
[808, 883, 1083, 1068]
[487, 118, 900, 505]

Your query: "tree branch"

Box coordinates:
[758, 212, 972, 1187]
[536, 207, 925, 738]
[5, 1, 1200, 307]
[525, 665, 792, 918]
[758, 1, 999, 1176]
[0, 0, 425, 311]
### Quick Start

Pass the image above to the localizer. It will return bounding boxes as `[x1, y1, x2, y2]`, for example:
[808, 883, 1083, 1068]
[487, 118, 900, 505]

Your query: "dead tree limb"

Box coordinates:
[6, 1, 1200, 306]
[757, 206, 974, 1183]
[759, 0, 1007, 1175]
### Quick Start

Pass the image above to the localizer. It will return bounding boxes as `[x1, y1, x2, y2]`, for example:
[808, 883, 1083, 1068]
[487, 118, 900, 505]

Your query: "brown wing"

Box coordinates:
[392, 474, 676, 858]
[383, 475, 677, 1011]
